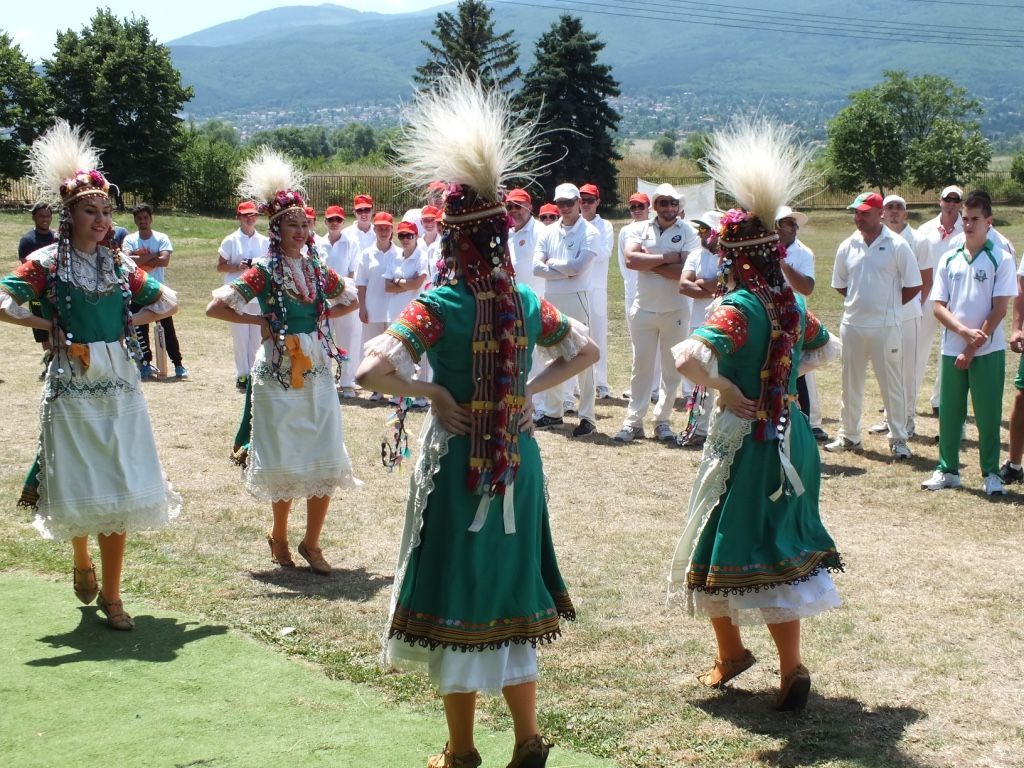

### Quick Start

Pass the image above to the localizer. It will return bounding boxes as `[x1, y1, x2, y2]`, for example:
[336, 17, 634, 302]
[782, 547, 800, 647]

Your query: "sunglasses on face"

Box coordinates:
[628, 204, 647, 211]
[554, 200, 576, 208]
[655, 200, 679, 207]
[326, 217, 344, 223]
[580, 196, 598, 204]
[355, 208, 372, 214]
[696, 224, 710, 233]
[942, 196, 962, 203]
[397, 233, 416, 240]
[539, 215, 558, 222]
[421, 218, 436, 225]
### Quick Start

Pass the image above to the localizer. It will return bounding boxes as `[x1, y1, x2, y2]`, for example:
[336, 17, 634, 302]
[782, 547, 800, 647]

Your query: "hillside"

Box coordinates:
[167, 1, 1024, 137]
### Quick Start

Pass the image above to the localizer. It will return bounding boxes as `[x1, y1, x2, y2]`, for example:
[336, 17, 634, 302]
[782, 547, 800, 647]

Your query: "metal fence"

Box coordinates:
[5, 171, 1023, 216]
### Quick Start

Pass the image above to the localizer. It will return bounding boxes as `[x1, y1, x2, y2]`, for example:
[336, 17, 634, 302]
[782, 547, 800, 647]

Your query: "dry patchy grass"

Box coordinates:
[1, 209, 1023, 768]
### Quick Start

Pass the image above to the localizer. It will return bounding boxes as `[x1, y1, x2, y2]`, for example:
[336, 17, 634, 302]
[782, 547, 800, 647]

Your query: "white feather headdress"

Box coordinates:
[702, 118, 813, 228]
[237, 146, 305, 216]
[26, 120, 107, 206]
[393, 76, 539, 201]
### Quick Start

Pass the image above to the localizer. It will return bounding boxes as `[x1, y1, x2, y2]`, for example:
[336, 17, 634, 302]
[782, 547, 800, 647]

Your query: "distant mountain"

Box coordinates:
[167, 1, 1024, 137]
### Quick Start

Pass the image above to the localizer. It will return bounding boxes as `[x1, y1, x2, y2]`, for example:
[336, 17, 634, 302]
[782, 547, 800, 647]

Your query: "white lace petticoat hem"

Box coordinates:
[691, 569, 841, 626]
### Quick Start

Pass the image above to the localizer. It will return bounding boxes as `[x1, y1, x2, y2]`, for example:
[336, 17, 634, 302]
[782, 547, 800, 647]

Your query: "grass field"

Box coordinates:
[1, 207, 1022, 768]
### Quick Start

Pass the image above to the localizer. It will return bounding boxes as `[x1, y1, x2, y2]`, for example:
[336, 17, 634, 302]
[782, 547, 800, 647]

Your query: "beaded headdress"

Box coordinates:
[237, 147, 346, 388]
[26, 121, 137, 400]
[702, 119, 813, 442]
[393, 76, 540, 497]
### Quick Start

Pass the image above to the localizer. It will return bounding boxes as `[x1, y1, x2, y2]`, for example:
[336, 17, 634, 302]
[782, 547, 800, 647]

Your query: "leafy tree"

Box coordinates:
[1010, 150, 1024, 187]
[681, 131, 712, 166]
[177, 123, 243, 213]
[414, 0, 520, 92]
[43, 10, 193, 206]
[906, 118, 992, 193]
[196, 119, 240, 147]
[248, 125, 331, 161]
[825, 95, 904, 194]
[329, 123, 379, 164]
[874, 70, 981, 145]
[652, 132, 676, 159]
[514, 15, 622, 206]
[0, 33, 51, 185]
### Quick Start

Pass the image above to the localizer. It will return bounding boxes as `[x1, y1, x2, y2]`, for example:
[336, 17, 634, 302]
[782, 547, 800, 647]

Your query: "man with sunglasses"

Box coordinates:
[533, 182, 601, 436]
[538, 204, 559, 224]
[615, 183, 699, 444]
[321, 205, 359, 396]
[579, 183, 614, 399]
[217, 201, 269, 390]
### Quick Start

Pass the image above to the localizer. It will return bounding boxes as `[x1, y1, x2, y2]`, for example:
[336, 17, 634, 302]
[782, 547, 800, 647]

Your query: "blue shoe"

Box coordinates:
[139, 363, 157, 380]
[174, 365, 189, 379]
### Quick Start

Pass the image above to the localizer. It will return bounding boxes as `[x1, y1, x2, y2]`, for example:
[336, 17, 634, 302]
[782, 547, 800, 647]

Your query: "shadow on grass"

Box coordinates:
[695, 692, 927, 768]
[819, 463, 867, 478]
[249, 565, 391, 601]
[28, 608, 228, 667]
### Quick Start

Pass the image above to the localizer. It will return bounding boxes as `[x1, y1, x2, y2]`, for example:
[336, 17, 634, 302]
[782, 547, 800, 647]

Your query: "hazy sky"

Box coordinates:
[8, 1, 445, 62]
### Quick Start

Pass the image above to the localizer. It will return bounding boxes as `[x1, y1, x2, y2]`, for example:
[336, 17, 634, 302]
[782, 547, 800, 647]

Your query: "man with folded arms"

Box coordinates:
[579, 183, 614, 399]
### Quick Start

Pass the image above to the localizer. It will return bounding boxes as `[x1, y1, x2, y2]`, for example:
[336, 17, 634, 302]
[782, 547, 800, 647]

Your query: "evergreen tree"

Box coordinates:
[0, 33, 50, 185]
[414, 0, 520, 92]
[515, 15, 621, 206]
[44, 10, 193, 206]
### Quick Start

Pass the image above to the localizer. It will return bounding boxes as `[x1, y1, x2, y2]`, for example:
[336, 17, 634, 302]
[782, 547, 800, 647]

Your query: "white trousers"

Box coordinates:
[805, 371, 823, 429]
[335, 312, 363, 388]
[232, 320, 262, 378]
[590, 283, 609, 390]
[900, 315, 922, 429]
[915, 299, 941, 409]
[543, 291, 596, 423]
[623, 306, 687, 429]
[838, 323, 908, 443]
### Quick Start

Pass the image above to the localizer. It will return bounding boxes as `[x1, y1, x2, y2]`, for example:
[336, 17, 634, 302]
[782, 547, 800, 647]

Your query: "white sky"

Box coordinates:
[8, 1, 444, 62]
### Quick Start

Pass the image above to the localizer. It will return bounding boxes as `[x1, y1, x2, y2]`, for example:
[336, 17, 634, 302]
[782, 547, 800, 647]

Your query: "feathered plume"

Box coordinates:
[702, 118, 813, 227]
[26, 120, 103, 206]
[237, 146, 305, 204]
[393, 75, 540, 200]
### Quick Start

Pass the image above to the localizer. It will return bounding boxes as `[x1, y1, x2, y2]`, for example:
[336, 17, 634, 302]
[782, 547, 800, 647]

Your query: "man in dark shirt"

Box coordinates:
[17, 203, 57, 356]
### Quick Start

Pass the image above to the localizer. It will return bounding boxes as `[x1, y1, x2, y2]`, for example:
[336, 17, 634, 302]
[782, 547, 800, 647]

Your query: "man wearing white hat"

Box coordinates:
[533, 182, 601, 437]
[614, 183, 699, 443]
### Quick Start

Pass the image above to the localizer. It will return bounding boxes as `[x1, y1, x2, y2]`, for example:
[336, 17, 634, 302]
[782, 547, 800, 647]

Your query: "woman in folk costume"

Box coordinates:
[0, 121, 182, 630]
[206, 149, 360, 576]
[356, 78, 598, 768]
[668, 120, 843, 712]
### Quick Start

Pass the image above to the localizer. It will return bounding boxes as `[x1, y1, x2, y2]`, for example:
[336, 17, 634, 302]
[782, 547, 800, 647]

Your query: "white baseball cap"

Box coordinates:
[651, 182, 683, 206]
[882, 194, 907, 208]
[553, 183, 580, 202]
[940, 185, 963, 201]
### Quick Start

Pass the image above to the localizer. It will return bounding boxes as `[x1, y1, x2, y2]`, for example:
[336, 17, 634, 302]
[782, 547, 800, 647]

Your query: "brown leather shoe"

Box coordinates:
[96, 592, 135, 631]
[506, 734, 552, 768]
[426, 744, 482, 768]
[266, 530, 295, 568]
[775, 664, 811, 711]
[298, 540, 331, 575]
[73, 561, 98, 605]
[697, 649, 757, 688]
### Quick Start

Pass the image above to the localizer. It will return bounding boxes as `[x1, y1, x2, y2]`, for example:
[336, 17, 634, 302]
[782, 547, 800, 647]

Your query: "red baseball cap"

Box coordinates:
[373, 211, 393, 226]
[628, 193, 650, 206]
[579, 183, 600, 198]
[505, 188, 532, 206]
[353, 194, 373, 209]
[847, 192, 883, 211]
[421, 205, 442, 221]
[325, 205, 345, 219]
[539, 203, 559, 217]
[427, 181, 446, 192]
[236, 201, 258, 216]
[304, 206, 316, 221]
[397, 221, 418, 236]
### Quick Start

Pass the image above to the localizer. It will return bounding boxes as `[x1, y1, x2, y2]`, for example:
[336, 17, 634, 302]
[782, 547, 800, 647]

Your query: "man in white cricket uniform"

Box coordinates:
[579, 183, 615, 399]
[217, 200, 269, 390]
[532, 182, 600, 437]
[342, 194, 377, 395]
[355, 211, 398, 401]
[320, 204, 357, 394]
[827, 192, 921, 459]
[506, 188, 546, 415]
[618, 192, 660, 403]
[402, 181, 445, 234]
[614, 183, 699, 444]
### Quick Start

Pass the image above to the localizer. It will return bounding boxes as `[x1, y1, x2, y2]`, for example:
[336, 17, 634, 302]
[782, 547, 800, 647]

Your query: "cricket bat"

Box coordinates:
[154, 323, 168, 378]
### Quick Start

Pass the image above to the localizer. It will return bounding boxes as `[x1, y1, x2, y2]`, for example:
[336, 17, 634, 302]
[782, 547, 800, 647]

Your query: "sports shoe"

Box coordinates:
[139, 363, 157, 380]
[411, 397, 429, 409]
[654, 423, 677, 442]
[999, 460, 1024, 485]
[596, 385, 612, 399]
[890, 440, 912, 459]
[677, 432, 706, 449]
[650, 391, 659, 403]
[824, 437, 862, 453]
[388, 395, 401, 406]
[612, 425, 644, 442]
[921, 470, 961, 491]
[339, 386, 357, 398]
[811, 426, 829, 442]
[983, 473, 1006, 496]
[868, 421, 889, 434]
[534, 415, 563, 429]
[174, 364, 189, 379]
[563, 400, 577, 416]
[235, 375, 248, 391]
[572, 419, 596, 437]
[369, 391, 382, 402]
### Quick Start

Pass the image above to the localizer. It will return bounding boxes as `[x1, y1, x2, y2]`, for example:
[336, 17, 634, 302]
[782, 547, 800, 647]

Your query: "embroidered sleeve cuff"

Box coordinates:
[537, 317, 589, 362]
[671, 337, 720, 379]
[0, 288, 32, 319]
[799, 335, 842, 375]
[212, 283, 251, 315]
[329, 276, 357, 307]
[364, 332, 418, 382]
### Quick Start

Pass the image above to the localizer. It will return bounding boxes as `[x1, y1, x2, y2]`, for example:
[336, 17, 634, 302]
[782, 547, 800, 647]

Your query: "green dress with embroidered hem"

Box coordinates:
[682, 291, 842, 598]
[383, 283, 575, 652]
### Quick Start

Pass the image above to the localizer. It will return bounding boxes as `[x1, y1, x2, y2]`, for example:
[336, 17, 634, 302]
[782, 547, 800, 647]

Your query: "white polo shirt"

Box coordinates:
[885, 227, 923, 322]
[832, 226, 921, 327]
[355, 243, 399, 324]
[682, 247, 719, 326]
[383, 247, 429, 322]
[627, 217, 700, 313]
[783, 238, 815, 292]
[342, 222, 376, 256]
[218, 228, 268, 285]
[931, 239, 1017, 357]
[533, 216, 599, 294]
[617, 219, 648, 300]
[321, 233, 354, 276]
[418, 234, 441, 285]
[510, 216, 544, 295]
[916, 214, 962, 275]
[584, 214, 614, 292]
